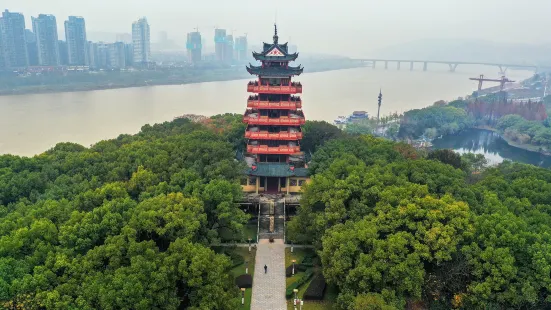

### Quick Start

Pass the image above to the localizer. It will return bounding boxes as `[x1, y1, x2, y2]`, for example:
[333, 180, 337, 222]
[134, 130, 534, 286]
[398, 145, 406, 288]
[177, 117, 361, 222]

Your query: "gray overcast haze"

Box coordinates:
[4, 0, 551, 57]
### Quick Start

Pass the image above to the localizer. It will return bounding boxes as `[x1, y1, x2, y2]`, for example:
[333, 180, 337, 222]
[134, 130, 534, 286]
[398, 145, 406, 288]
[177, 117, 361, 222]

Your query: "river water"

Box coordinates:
[433, 129, 551, 168]
[0, 66, 533, 156]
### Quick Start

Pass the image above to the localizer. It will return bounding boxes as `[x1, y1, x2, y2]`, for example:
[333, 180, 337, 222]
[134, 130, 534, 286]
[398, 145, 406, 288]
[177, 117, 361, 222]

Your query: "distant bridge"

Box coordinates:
[353, 59, 551, 73]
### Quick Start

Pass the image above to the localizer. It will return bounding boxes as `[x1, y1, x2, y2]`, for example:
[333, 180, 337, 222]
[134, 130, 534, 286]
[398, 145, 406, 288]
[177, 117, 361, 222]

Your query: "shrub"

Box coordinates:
[303, 274, 326, 300]
[228, 251, 245, 268]
[235, 274, 253, 288]
[286, 264, 303, 277]
[297, 264, 309, 272]
[285, 269, 314, 299]
[301, 255, 314, 267]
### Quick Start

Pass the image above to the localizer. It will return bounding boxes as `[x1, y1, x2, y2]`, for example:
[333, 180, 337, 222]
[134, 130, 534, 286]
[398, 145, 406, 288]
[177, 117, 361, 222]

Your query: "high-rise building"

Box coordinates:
[0, 10, 28, 68]
[65, 16, 88, 66]
[225, 34, 234, 63]
[214, 28, 226, 62]
[58, 40, 68, 65]
[95, 42, 109, 69]
[124, 43, 133, 67]
[132, 17, 150, 64]
[0, 28, 4, 70]
[109, 42, 126, 69]
[86, 41, 97, 68]
[25, 29, 39, 66]
[32, 14, 60, 66]
[186, 31, 202, 64]
[235, 35, 248, 62]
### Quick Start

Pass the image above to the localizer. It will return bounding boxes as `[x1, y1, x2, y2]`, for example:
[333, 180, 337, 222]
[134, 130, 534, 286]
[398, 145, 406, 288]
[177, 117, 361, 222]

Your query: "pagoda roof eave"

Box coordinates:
[262, 42, 289, 52]
[252, 52, 298, 62]
[246, 64, 304, 77]
[246, 162, 308, 177]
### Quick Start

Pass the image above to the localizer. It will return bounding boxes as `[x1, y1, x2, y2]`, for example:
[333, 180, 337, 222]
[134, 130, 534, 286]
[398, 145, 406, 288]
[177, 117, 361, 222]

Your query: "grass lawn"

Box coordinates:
[220, 221, 259, 243]
[285, 247, 313, 269]
[213, 246, 256, 310]
[285, 248, 336, 310]
[287, 301, 334, 310]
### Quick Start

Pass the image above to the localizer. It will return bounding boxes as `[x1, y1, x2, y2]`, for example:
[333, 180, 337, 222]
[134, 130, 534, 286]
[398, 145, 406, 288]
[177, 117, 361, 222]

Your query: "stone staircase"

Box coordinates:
[258, 199, 285, 240]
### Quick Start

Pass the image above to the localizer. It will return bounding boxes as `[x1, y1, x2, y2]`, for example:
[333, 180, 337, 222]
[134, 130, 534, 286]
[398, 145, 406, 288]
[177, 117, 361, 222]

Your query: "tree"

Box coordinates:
[320, 193, 473, 304]
[0, 116, 246, 309]
[301, 121, 344, 153]
[352, 293, 400, 310]
[428, 149, 464, 170]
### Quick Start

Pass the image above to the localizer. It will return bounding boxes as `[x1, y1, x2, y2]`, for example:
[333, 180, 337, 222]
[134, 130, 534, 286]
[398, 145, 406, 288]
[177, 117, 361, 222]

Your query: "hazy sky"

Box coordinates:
[4, 0, 551, 56]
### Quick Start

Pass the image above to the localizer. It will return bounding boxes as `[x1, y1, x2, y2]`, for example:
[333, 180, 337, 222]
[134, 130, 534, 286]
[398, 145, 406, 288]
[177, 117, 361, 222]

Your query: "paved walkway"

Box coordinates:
[251, 239, 287, 310]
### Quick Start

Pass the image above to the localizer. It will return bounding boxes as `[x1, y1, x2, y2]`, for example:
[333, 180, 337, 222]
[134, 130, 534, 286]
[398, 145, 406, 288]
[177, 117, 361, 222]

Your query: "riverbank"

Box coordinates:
[0, 59, 363, 96]
[446, 125, 551, 156]
[432, 128, 551, 168]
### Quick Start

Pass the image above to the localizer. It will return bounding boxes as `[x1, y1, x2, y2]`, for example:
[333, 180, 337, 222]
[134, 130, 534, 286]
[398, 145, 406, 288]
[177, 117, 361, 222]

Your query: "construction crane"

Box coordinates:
[469, 74, 515, 92]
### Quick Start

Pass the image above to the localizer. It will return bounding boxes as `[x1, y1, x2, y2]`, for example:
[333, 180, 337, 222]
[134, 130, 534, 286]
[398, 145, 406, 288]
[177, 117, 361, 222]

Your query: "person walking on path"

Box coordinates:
[264, 264, 268, 274]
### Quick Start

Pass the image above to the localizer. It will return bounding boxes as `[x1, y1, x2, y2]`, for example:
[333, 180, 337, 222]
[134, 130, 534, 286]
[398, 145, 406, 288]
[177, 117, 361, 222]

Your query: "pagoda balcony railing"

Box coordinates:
[243, 116, 306, 125]
[246, 100, 302, 109]
[247, 145, 301, 155]
[247, 83, 303, 94]
[245, 131, 303, 140]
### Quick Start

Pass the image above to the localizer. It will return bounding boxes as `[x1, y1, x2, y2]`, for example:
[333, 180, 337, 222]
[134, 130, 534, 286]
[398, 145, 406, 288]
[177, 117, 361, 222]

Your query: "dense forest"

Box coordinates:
[398, 100, 474, 139]
[0, 116, 248, 309]
[495, 114, 551, 151]
[3, 116, 551, 309]
[288, 134, 551, 309]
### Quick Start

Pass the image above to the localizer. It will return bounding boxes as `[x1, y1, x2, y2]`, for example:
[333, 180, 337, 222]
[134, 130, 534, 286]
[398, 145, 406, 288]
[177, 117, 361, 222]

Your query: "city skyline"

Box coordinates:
[0, 7, 254, 71]
[3, 0, 551, 57]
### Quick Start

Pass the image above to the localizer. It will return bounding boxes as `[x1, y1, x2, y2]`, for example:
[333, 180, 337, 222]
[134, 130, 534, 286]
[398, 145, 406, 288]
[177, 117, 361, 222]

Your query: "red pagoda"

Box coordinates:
[241, 25, 309, 194]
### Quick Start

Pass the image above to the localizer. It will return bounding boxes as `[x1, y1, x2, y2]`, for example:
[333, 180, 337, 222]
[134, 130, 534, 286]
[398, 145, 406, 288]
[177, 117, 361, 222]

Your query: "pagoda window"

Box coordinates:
[268, 110, 281, 118]
[248, 176, 257, 185]
[290, 179, 298, 187]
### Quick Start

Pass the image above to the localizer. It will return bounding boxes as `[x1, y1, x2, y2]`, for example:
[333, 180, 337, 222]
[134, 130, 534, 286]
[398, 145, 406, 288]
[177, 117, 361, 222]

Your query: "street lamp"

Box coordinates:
[248, 237, 252, 252]
[291, 241, 294, 253]
[293, 289, 299, 310]
[292, 259, 296, 276]
[300, 299, 304, 310]
[245, 260, 248, 274]
[241, 288, 245, 305]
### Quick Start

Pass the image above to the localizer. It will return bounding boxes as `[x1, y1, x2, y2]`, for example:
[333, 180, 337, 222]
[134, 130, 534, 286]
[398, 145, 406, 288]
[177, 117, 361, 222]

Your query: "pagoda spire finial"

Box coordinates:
[273, 23, 279, 44]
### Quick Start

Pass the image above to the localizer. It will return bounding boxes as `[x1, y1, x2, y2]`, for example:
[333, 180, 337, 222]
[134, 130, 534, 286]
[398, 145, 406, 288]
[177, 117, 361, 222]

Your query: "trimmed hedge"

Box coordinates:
[285, 269, 314, 299]
[235, 274, 253, 288]
[301, 255, 314, 267]
[297, 264, 309, 272]
[303, 274, 326, 300]
[286, 264, 303, 277]
[229, 251, 245, 268]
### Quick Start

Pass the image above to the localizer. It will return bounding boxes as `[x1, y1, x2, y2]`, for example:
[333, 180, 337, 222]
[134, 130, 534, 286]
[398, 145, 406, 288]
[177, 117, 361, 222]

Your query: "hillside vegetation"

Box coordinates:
[0, 116, 247, 309]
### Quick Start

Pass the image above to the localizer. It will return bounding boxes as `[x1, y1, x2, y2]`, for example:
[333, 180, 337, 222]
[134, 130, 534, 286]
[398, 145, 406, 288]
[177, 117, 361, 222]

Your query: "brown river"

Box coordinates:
[0, 66, 533, 156]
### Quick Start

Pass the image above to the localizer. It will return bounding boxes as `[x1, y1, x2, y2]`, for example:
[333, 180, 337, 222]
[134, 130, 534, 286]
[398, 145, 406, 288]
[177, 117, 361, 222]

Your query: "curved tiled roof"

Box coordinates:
[246, 64, 303, 77]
